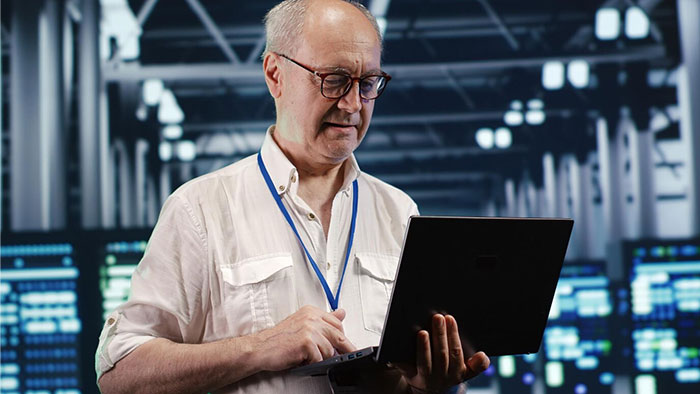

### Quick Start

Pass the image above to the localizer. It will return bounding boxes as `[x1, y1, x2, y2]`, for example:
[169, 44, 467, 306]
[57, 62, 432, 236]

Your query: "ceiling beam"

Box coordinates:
[190, 145, 526, 164]
[103, 44, 666, 82]
[475, 0, 520, 50]
[355, 146, 526, 162]
[180, 109, 573, 132]
[140, 13, 591, 41]
[246, 35, 266, 64]
[136, 0, 159, 27]
[442, 68, 476, 110]
[374, 172, 494, 184]
[184, 0, 241, 64]
[401, 188, 485, 202]
[387, 45, 665, 78]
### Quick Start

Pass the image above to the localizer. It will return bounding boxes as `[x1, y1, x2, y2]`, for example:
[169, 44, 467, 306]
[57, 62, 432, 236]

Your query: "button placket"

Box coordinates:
[325, 190, 349, 291]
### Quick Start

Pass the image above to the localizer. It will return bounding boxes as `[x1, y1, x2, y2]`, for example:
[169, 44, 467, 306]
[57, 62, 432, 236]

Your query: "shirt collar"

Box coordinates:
[340, 151, 361, 194]
[259, 125, 361, 196]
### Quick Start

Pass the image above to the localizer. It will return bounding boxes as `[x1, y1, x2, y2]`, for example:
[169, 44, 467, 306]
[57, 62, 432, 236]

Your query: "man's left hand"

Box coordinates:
[399, 314, 490, 393]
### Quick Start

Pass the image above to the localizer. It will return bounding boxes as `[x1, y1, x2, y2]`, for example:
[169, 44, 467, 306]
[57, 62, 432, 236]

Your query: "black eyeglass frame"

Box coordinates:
[276, 53, 392, 100]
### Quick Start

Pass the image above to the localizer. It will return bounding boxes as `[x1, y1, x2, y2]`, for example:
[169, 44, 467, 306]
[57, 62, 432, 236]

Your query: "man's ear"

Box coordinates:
[263, 53, 283, 99]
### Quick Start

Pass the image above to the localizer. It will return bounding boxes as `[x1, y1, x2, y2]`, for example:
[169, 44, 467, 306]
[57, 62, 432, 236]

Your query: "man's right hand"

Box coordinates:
[251, 305, 357, 371]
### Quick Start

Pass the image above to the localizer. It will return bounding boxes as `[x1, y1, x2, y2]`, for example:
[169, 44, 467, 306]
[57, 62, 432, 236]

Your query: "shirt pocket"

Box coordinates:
[219, 253, 296, 334]
[356, 252, 399, 334]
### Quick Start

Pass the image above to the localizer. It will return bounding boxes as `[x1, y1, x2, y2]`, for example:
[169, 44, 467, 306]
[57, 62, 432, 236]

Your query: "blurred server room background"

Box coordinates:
[1, 0, 699, 393]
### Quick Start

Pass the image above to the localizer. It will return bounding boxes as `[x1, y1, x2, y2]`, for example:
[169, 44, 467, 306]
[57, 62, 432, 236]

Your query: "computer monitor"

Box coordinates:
[0, 233, 83, 393]
[96, 230, 151, 322]
[495, 354, 538, 394]
[542, 260, 624, 394]
[623, 238, 700, 394]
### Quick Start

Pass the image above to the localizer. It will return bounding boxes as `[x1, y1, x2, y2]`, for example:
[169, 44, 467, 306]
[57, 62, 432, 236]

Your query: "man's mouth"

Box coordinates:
[324, 122, 356, 128]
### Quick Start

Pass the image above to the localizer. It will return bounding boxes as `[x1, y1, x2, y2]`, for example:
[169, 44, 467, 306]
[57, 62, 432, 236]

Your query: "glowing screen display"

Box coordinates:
[496, 353, 538, 393]
[543, 262, 618, 394]
[627, 241, 700, 394]
[99, 240, 146, 321]
[0, 242, 82, 394]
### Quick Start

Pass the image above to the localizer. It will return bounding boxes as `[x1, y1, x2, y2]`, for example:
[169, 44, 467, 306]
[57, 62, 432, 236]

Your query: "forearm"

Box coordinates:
[98, 336, 263, 394]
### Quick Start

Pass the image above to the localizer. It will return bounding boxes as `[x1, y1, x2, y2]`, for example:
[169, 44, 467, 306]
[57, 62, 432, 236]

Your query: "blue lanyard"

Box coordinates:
[257, 152, 358, 311]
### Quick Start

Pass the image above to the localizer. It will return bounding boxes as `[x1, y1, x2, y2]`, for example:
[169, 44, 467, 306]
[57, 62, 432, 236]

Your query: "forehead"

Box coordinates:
[298, 1, 382, 70]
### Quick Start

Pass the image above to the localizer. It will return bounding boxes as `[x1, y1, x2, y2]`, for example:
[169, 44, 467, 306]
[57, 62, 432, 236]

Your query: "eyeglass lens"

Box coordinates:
[322, 74, 387, 99]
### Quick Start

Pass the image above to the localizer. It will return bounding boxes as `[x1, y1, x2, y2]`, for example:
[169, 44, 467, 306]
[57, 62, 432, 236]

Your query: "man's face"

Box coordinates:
[273, 1, 382, 167]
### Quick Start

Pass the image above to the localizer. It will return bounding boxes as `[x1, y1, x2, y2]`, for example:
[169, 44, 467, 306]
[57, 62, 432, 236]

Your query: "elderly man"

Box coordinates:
[96, 0, 489, 393]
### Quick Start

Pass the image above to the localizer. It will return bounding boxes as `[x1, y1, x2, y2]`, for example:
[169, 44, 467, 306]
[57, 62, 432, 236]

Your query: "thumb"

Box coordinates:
[465, 352, 490, 380]
[331, 308, 347, 321]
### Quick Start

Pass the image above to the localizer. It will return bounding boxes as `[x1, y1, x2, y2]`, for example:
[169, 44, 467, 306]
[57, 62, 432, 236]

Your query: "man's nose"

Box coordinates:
[337, 82, 363, 113]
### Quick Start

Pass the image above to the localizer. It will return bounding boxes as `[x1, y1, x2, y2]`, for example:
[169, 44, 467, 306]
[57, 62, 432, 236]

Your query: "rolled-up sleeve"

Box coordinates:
[95, 194, 208, 380]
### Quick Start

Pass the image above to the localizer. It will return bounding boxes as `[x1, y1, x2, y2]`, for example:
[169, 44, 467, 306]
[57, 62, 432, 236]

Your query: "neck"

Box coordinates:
[297, 163, 346, 204]
[271, 129, 347, 204]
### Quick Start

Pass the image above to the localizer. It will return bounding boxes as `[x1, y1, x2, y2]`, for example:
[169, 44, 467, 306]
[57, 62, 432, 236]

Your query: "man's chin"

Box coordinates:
[322, 143, 357, 163]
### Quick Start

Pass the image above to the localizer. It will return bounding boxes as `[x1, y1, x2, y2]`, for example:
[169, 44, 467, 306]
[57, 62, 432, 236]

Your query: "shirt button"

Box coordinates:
[291, 174, 297, 183]
[107, 318, 115, 325]
[327, 261, 331, 270]
[278, 185, 286, 192]
[307, 212, 316, 221]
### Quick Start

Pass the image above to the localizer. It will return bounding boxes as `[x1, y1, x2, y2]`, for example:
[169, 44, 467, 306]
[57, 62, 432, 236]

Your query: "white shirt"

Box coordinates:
[95, 127, 419, 393]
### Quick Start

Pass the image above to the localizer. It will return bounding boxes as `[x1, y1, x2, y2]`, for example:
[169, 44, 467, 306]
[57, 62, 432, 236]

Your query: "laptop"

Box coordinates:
[291, 216, 574, 376]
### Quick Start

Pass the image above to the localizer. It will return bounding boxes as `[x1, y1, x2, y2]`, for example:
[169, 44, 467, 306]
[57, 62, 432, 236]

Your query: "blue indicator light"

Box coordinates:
[681, 245, 699, 257]
[522, 372, 535, 385]
[484, 365, 496, 376]
[599, 372, 615, 385]
[574, 383, 587, 394]
[667, 246, 679, 257]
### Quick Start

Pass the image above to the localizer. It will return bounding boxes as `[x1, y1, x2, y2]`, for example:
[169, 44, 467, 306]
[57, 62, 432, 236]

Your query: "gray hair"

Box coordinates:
[262, 0, 383, 58]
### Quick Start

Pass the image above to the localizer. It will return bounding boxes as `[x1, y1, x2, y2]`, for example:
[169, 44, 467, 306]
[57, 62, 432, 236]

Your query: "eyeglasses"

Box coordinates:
[277, 53, 391, 100]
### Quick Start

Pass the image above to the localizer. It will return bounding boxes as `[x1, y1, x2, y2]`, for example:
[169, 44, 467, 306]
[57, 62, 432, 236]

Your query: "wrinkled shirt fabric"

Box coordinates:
[95, 127, 418, 393]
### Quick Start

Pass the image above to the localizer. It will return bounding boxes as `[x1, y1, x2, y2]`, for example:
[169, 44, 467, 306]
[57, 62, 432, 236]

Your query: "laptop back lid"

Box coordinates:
[376, 216, 573, 364]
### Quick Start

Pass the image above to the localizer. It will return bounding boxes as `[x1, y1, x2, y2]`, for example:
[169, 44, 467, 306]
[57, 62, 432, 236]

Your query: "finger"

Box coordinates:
[445, 315, 467, 380]
[302, 337, 325, 365]
[298, 304, 323, 317]
[316, 334, 336, 360]
[416, 329, 431, 377]
[432, 314, 449, 376]
[464, 352, 490, 380]
[331, 308, 346, 321]
[323, 310, 346, 332]
[324, 325, 357, 354]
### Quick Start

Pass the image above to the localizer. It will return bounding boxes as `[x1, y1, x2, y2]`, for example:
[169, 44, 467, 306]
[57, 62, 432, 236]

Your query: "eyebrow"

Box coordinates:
[320, 66, 384, 76]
